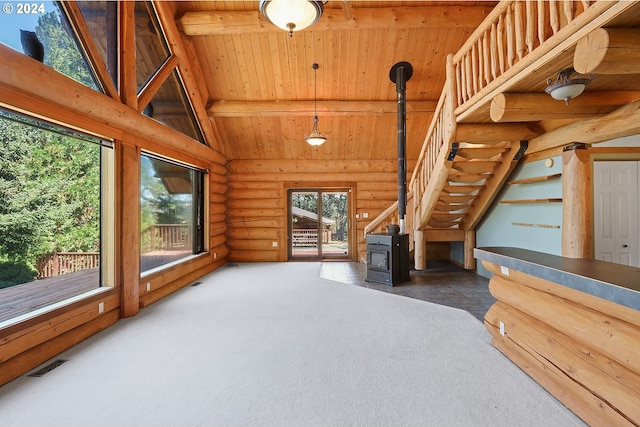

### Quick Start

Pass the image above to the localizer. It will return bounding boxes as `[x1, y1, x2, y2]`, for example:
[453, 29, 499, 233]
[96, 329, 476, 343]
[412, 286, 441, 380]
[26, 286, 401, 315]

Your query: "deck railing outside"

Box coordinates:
[35, 224, 192, 278]
[292, 229, 331, 246]
[141, 224, 192, 253]
[36, 252, 100, 279]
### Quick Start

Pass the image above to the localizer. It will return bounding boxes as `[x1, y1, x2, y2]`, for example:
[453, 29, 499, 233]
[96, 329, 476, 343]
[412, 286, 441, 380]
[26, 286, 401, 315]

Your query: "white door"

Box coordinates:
[593, 161, 639, 267]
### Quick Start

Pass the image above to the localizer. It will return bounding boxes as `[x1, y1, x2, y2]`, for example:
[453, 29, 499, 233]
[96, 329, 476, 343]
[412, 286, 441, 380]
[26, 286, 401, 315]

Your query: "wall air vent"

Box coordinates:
[28, 359, 68, 377]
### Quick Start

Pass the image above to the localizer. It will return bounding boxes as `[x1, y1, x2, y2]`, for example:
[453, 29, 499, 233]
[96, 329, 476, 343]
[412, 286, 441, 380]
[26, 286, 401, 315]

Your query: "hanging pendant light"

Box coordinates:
[259, 0, 324, 37]
[305, 63, 327, 146]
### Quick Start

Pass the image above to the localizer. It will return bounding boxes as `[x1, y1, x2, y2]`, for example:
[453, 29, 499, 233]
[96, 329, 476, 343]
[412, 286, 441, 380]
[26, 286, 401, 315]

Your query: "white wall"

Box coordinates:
[459, 134, 640, 278]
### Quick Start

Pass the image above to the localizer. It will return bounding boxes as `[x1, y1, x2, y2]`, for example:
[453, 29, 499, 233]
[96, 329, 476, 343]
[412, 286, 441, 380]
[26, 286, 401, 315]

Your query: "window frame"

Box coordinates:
[139, 151, 208, 275]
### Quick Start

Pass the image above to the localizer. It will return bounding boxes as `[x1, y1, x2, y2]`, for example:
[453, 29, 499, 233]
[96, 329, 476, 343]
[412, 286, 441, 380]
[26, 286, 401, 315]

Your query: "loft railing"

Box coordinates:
[452, 0, 617, 116]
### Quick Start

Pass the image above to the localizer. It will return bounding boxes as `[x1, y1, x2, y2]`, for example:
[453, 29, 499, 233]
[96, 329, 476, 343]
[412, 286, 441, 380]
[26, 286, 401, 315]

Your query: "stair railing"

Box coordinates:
[367, 0, 625, 241]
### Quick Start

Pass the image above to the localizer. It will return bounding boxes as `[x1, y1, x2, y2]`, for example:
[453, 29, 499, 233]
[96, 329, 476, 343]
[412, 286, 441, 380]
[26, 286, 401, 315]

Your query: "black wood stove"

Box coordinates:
[365, 233, 410, 286]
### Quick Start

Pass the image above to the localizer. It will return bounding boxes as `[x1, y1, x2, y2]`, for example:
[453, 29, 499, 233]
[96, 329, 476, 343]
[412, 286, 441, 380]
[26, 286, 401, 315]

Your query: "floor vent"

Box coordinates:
[190, 281, 203, 287]
[28, 359, 67, 377]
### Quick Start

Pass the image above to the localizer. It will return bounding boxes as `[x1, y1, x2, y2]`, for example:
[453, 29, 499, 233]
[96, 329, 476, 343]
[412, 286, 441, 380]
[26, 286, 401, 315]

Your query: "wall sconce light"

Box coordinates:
[259, 0, 324, 37]
[545, 67, 592, 105]
[305, 63, 327, 146]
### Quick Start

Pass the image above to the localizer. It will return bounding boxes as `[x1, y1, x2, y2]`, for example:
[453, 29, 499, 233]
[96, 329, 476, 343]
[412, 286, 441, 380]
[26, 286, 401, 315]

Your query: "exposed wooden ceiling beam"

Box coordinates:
[207, 100, 437, 118]
[574, 28, 640, 75]
[529, 98, 640, 153]
[454, 123, 543, 144]
[178, 6, 494, 36]
[490, 92, 640, 122]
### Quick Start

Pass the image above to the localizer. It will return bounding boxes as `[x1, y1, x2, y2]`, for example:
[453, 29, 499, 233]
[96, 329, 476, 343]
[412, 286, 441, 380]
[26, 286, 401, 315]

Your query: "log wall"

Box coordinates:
[226, 160, 406, 262]
[482, 260, 640, 426]
[0, 45, 227, 386]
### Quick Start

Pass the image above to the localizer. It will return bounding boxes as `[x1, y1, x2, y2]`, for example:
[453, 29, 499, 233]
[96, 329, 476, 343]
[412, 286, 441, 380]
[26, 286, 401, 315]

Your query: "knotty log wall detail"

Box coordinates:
[482, 260, 640, 426]
[226, 160, 406, 262]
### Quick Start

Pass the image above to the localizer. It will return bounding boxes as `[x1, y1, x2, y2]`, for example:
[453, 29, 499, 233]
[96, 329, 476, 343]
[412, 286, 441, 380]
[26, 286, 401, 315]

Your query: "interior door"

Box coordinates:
[594, 161, 640, 267]
[288, 189, 350, 260]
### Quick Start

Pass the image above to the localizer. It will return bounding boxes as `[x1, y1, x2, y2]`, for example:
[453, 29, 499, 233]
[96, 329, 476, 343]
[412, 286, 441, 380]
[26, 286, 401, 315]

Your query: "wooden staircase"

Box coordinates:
[365, 0, 625, 269]
[420, 140, 527, 231]
[364, 51, 539, 268]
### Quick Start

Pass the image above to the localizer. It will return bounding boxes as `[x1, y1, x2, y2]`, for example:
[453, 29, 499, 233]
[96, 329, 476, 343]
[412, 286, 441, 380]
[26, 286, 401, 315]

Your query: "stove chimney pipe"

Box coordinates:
[389, 61, 413, 234]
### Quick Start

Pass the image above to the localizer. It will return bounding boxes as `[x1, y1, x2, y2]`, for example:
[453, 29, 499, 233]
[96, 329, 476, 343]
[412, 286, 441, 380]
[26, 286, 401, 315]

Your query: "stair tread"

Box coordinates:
[451, 161, 500, 173]
[456, 147, 508, 159]
[448, 172, 493, 183]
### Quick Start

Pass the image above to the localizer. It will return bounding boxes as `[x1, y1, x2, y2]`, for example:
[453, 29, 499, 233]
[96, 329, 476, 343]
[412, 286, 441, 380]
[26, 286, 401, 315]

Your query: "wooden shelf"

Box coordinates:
[507, 173, 562, 185]
[500, 198, 563, 204]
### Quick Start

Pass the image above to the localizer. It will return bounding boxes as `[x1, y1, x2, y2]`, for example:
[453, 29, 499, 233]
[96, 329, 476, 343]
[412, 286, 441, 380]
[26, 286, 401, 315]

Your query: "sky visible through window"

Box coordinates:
[0, 1, 55, 52]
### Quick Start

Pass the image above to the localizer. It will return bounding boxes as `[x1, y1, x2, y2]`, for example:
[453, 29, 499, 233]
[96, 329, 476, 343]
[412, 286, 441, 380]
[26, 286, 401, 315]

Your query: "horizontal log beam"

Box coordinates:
[529, 98, 640, 153]
[424, 229, 465, 242]
[208, 100, 436, 118]
[491, 92, 640, 122]
[454, 123, 543, 144]
[178, 6, 494, 36]
[0, 44, 226, 165]
[574, 28, 640, 75]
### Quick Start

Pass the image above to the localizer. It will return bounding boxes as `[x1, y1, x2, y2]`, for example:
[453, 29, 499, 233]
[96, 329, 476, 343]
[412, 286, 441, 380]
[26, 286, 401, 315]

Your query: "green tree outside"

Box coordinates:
[0, 8, 102, 287]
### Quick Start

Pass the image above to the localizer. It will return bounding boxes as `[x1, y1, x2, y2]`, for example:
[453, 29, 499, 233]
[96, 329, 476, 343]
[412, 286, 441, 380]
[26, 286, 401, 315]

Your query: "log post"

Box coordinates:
[121, 143, 140, 318]
[118, 1, 137, 109]
[464, 229, 476, 270]
[562, 144, 593, 259]
[414, 229, 427, 270]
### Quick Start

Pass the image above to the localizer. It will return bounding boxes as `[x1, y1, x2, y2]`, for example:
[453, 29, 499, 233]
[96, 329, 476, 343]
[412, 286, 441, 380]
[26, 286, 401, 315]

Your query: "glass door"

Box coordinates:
[288, 189, 350, 260]
[320, 190, 349, 258]
[290, 190, 320, 258]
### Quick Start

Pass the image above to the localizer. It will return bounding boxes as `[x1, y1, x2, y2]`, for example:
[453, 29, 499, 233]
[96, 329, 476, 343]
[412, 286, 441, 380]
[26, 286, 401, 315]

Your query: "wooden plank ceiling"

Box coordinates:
[169, 1, 496, 160]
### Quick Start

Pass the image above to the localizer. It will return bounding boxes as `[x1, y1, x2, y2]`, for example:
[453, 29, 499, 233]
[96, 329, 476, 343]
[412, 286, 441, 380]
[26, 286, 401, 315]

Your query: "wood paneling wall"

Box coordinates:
[226, 160, 406, 262]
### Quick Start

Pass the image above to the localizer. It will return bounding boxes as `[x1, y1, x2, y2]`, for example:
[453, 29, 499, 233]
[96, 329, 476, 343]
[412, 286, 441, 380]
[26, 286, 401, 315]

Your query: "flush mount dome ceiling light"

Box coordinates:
[259, 0, 324, 37]
[545, 67, 592, 105]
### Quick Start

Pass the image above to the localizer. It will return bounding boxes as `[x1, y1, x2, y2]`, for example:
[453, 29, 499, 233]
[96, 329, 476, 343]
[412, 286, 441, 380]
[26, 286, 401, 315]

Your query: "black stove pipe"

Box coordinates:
[389, 61, 413, 234]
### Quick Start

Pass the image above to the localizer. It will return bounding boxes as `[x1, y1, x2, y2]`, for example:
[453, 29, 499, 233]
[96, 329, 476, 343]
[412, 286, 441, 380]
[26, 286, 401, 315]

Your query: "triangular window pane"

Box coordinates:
[144, 69, 205, 144]
[0, 1, 101, 92]
[75, 1, 119, 91]
[135, 2, 170, 94]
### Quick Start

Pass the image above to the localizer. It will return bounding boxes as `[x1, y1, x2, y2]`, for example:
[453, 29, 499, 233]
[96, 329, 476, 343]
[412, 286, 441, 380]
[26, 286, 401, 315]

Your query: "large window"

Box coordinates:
[0, 108, 114, 324]
[140, 154, 205, 273]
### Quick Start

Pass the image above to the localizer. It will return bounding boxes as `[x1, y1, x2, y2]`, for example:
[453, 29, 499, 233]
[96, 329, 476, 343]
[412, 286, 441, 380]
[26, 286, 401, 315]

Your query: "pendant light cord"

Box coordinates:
[312, 62, 319, 119]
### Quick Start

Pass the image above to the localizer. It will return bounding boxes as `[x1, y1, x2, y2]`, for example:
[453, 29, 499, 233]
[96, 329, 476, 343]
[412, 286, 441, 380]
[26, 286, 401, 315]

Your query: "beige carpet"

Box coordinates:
[0, 262, 585, 426]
